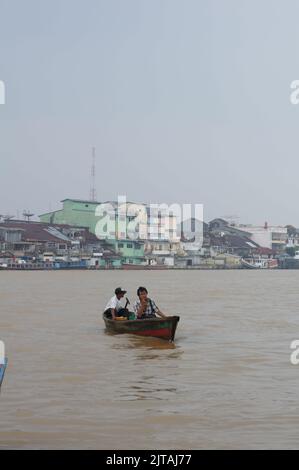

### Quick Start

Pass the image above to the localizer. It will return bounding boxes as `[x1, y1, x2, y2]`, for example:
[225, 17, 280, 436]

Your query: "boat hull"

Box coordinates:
[241, 258, 278, 269]
[103, 314, 180, 341]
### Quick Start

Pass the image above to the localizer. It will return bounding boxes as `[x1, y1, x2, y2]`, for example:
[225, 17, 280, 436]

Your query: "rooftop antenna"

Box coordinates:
[23, 211, 34, 222]
[4, 214, 15, 222]
[89, 147, 97, 202]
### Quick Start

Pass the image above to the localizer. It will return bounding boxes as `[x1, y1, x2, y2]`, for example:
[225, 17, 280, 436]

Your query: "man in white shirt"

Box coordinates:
[104, 287, 128, 320]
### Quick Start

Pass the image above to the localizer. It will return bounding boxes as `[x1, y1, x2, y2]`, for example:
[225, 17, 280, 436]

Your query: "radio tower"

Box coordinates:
[89, 147, 97, 202]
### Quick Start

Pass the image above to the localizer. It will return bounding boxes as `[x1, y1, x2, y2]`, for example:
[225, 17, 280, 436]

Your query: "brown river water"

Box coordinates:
[1, 270, 299, 449]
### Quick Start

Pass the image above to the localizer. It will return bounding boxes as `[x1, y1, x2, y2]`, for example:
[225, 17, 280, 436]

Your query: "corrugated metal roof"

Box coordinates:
[44, 227, 70, 242]
[0, 222, 70, 243]
[0, 221, 107, 246]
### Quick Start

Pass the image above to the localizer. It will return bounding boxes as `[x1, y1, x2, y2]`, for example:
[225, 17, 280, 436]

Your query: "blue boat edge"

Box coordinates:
[0, 358, 8, 388]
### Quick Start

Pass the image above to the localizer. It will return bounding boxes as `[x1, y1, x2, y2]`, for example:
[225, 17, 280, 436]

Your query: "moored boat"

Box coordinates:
[103, 313, 180, 341]
[0, 359, 7, 389]
[241, 257, 278, 269]
[122, 264, 169, 270]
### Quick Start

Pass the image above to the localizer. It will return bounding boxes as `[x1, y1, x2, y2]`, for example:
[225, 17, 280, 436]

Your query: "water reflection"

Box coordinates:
[103, 334, 184, 401]
[106, 331, 181, 348]
[104, 330, 179, 349]
[128, 335, 179, 350]
[121, 375, 178, 401]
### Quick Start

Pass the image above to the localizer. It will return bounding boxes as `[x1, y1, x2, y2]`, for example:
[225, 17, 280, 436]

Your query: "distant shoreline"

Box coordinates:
[0, 266, 289, 271]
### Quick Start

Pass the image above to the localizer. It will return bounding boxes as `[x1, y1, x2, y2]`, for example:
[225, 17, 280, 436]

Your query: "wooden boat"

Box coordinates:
[0, 359, 7, 388]
[103, 313, 180, 341]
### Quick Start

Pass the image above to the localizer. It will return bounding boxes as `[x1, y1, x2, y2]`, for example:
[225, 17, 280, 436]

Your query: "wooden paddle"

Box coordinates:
[124, 297, 130, 309]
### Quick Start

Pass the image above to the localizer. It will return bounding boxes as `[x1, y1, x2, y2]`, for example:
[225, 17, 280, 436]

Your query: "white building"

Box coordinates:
[180, 218, 205, 253]
[237, 222, 287, 251]
[96, 200, 181, 243]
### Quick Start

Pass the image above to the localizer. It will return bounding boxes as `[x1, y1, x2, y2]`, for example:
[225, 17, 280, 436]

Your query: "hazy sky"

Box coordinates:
[1, 0, 299, 224]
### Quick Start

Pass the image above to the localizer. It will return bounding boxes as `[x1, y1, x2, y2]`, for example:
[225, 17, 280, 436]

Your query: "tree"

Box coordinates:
[286, 246, 296, 257]
[286, 225, 297, 236]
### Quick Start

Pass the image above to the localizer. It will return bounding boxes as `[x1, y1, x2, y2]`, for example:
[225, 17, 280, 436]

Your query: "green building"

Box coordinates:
[39, 199, 145, 265]
[113, 240, 144, 265]
[40, 199, 101, 233]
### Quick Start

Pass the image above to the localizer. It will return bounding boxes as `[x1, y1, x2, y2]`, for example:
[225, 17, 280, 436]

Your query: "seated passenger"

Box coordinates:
[104, 287, 130, 320]
[134, 286, 167, 320]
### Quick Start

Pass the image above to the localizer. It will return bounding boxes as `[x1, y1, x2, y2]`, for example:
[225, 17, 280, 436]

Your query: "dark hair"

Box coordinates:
[137, 286, 148, 296]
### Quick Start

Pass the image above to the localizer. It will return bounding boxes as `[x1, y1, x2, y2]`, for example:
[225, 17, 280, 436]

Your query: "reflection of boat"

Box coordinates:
[0, 359, 7, 388]
[241, 257, 278, 269]
[103, 313, 180, 341]
[122, 264, 169, 270]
